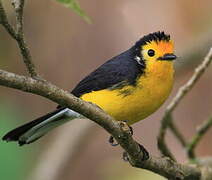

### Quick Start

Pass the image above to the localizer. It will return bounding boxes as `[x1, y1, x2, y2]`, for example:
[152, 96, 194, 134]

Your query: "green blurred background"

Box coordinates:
[0, 0, 212, 179]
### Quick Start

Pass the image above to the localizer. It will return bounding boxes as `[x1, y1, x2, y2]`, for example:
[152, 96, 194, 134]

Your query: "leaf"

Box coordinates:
[56, 0, 92, 23]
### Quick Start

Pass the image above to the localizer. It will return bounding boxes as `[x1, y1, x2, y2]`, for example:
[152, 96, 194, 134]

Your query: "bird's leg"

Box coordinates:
[120, 120, 148, 162]
[120, 120, 148, 161]
[108, 120, 149, 161]
[121, 120, 133, 136]
[108, 120, 133, 147]
[90, 102, 121, 146]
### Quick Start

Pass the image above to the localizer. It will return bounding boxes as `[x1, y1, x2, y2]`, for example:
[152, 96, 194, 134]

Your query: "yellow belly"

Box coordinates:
[81, 62, 174, 124]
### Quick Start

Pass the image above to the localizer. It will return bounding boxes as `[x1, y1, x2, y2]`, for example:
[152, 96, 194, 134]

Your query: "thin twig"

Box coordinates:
[157, 48, 212, 159]
[11, 0, 39, 78]
[0, 0, 39, 78]
[0, 1, 17, 39]
[16, 34, 39, 78]
[157, 112, 176, 160]
[169, 120, 187, 147]
[187, 117, 212, 160]
[12, 0, 24, 35]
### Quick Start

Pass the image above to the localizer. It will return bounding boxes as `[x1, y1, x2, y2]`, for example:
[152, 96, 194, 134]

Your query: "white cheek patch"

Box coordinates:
[134, 56, 141, 64]
[134, 56, 145, 67]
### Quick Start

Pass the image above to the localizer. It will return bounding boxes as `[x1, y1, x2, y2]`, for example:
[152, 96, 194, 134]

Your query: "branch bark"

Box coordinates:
[0, 69, 202, 179]
[0, 1, 17, 39]
[12, 0, 25, 35]
[169, 120, 187, 147]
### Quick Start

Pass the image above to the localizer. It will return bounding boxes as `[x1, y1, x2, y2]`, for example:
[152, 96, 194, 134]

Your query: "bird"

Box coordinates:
[2, 31, 177, 147]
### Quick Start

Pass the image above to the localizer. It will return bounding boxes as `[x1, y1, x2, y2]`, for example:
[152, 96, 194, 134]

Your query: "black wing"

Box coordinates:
[71, 48, 143, 97]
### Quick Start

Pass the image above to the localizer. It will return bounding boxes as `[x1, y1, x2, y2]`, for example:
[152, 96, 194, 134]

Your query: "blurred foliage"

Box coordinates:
[56, 0, 91, 23]
[0, 102, 34, 180]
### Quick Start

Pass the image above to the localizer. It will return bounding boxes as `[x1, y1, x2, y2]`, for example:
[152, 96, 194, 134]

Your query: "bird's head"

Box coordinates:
[134, 31, 177, 68]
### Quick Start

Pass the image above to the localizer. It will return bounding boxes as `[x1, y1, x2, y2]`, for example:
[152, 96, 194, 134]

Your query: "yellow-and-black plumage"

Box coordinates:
[2, 31, 177, 145]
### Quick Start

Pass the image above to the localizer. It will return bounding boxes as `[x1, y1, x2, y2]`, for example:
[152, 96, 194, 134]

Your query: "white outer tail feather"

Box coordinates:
[19, 108, 83, 144]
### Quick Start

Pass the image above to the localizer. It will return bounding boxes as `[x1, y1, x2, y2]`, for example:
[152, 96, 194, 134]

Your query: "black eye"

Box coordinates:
[147, 49, 155, 57]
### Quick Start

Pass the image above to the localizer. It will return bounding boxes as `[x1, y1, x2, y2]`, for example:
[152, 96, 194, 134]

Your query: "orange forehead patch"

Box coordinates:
[157, 40, 174, 53]
[143, 40, 174, 56]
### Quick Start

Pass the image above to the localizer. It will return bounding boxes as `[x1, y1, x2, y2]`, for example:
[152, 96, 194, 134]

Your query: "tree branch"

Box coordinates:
[2, 1, 212, 178]
[11, 0, 24, 34]
[0, 1, 17, 39]
[157, 48, 212, 159]
[157, 112, 176, 161]
[169, 120, 187, 147]
[0, 0, 39, 78]
[187, 116, 212, 160]
[0, 69, 201, 179]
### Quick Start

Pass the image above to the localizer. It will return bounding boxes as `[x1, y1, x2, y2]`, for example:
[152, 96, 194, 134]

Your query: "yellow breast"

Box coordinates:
[81, 61, 174, 124]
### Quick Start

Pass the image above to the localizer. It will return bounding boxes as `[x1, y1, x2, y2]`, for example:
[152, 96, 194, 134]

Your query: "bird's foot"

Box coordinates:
[108, 120, 133, 147]
[120, 120, 133, 136]
[122, 143, 149, 162]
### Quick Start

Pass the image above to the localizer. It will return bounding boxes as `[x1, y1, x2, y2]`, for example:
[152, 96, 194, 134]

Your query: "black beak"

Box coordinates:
[157, 53, 177, 61]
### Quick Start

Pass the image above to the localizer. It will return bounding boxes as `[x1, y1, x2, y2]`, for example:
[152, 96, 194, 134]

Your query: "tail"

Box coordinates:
[2, 108, 82, 146]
